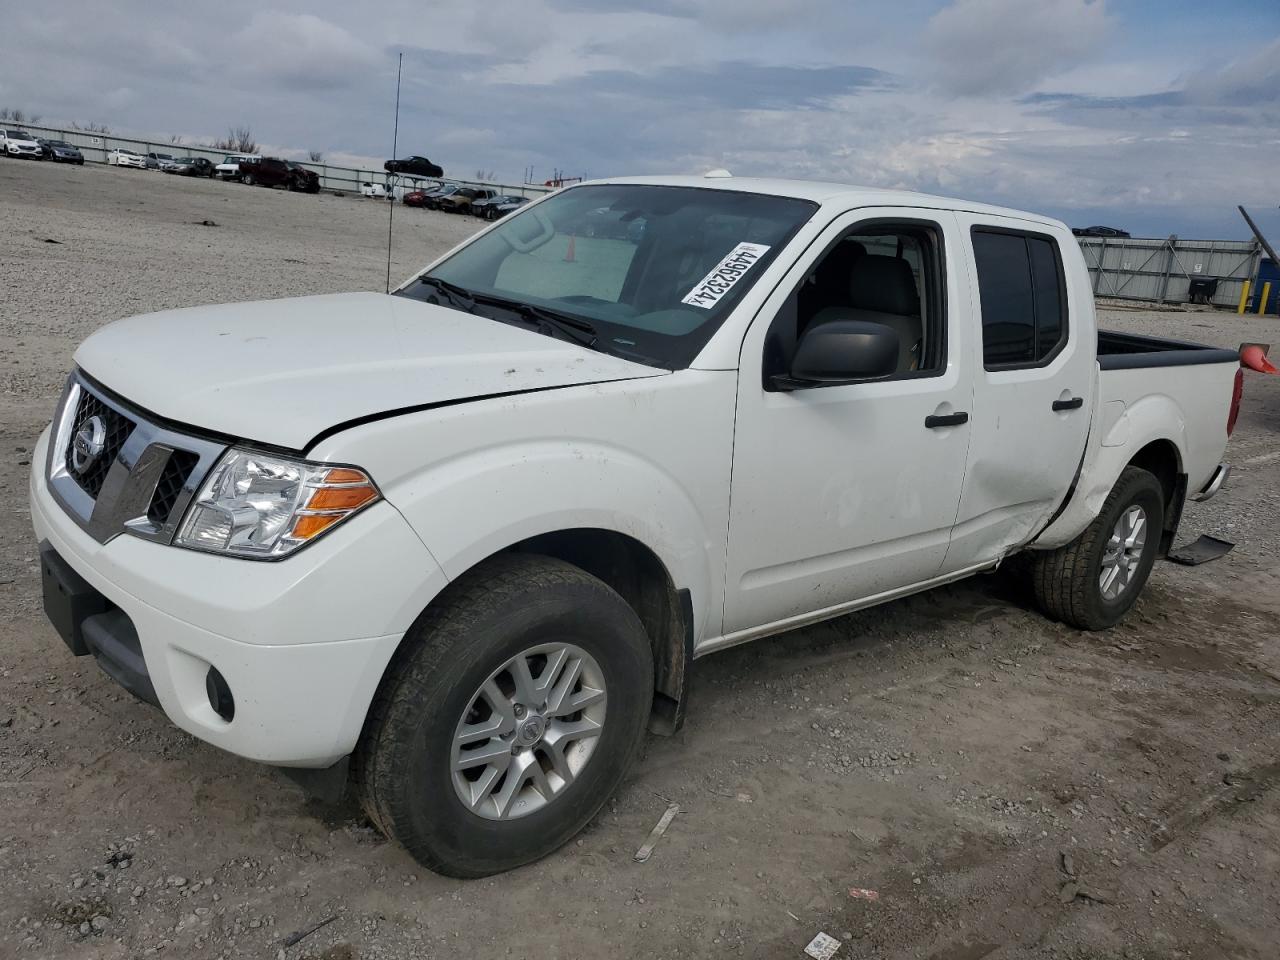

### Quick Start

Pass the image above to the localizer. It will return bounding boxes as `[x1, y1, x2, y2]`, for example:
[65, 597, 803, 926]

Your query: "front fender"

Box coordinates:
[310, 372, 738, 645]
[383, 439, 716, 639]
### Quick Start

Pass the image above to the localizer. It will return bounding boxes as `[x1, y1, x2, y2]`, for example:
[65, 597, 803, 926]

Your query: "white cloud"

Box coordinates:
[924, 0, 1114, 96]
[232, 12, 379, 88]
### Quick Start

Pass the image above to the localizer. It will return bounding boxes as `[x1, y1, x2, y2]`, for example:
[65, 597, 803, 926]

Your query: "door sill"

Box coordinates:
[696, 559, 1000, 659]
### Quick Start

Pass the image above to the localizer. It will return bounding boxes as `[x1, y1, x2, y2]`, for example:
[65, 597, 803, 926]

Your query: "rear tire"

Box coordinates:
[1031, 466, 1164, 630]
[355, 553, 653, 878]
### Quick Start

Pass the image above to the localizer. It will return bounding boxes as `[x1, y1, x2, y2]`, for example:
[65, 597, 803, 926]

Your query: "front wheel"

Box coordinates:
[1031, 465, 1165, 630]
[355, 553, 653, 877]
[242, 172, 255, 186]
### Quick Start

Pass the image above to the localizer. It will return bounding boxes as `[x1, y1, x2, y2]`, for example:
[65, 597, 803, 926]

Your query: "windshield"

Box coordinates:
[398, 183, 816, 368]
[9, 131, 35, 140]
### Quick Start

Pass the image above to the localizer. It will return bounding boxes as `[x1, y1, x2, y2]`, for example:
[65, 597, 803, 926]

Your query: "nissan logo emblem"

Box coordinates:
[71, 415, 107, 474]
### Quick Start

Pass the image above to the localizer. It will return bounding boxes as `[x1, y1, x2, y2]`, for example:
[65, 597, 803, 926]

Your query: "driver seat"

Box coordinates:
[808, 255, 923, 372]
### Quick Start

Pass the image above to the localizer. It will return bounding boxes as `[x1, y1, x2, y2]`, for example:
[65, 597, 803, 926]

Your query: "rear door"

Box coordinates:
[944, 216, 1095, 569]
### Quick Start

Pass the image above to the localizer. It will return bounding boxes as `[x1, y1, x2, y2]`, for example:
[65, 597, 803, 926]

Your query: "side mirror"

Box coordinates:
[774, 320, 900, 390]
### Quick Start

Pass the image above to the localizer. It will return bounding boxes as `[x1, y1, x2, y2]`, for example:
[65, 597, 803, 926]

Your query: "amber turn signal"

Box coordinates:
[305, 485, 378, 511]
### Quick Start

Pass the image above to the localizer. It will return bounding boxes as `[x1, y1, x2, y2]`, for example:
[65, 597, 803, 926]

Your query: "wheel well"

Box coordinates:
[1128, 440, 1180, 506]
[1127, 439, 1186, 555]
[507, 529, 692, 736]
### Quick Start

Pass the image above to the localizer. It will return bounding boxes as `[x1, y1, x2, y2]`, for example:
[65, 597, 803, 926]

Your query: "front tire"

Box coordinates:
[242, 172, 255, 186]
[1031, 466, 1164, 630]
[355, 553, 653, 878]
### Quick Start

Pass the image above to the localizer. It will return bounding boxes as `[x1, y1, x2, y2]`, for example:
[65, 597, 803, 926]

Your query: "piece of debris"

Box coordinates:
[280, 914, 337, 948]
[633, 803, 679, 862]
[1166, 535, 1233, 566]
[194, 219, 219, 227]
[1075, 884, 1116, 904]
[1061, 881, 1115, 905]
[1060, 850, 1077, 878]
[41, 237, 63, 244]
[804, 931, 842, 959]
[848, 887, 879, 901]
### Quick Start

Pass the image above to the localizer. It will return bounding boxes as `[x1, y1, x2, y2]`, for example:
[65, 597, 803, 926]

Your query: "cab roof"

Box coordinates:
[587, 174, 1065, 231]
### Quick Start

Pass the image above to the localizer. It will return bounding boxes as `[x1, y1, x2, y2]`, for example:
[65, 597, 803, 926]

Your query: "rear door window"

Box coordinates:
[972, 228, 1068, 369]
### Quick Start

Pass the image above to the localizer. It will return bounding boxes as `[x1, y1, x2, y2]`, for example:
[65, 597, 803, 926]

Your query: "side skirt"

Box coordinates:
[695, 559, 1000, 659]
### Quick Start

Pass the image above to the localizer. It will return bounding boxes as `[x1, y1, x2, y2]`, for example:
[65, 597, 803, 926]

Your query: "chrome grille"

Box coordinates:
[64, 389, 135, 499]
[46, 372, 228, 546]
[147, 449, 200, 524]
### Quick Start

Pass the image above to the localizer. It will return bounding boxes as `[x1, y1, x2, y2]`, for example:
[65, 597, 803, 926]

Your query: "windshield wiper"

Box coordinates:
[468, 292, 599, 349]
[417, 276, 476, 312]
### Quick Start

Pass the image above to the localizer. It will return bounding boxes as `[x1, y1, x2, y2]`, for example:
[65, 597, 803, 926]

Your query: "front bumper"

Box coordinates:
[30, 427, 449, 766]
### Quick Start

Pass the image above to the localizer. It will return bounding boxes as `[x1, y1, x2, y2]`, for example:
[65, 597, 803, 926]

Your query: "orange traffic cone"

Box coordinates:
[564, 235, 576, 262]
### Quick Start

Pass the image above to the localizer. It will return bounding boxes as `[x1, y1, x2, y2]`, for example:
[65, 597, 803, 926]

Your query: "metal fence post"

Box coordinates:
[1157, 234, 1177, 304]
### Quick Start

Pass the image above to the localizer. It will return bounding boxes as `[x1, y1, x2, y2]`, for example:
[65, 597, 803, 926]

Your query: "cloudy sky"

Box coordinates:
[3, 0, 1277, 238]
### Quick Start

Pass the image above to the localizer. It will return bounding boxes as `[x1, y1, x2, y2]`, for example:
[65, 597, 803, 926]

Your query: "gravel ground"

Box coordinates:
[2, 158, 1278, 960]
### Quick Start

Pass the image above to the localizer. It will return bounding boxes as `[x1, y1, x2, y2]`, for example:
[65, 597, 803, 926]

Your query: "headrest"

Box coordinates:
[848, 255, 920, 317]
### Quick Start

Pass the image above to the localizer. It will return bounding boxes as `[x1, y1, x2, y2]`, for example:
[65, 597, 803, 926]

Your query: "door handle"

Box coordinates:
[924, 412, 969, 429]
[1052, 397, 1084, 411]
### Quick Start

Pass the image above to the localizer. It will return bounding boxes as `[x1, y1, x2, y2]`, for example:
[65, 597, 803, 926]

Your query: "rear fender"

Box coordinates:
[1033, 393, 1187, 549]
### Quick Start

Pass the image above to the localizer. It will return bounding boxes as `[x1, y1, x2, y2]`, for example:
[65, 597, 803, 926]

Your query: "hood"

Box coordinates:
[75, 292, 665, 451]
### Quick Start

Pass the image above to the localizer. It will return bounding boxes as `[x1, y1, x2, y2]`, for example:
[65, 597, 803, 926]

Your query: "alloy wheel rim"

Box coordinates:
[1099, 504, 1147, 601]
[450, 642, 607, 820]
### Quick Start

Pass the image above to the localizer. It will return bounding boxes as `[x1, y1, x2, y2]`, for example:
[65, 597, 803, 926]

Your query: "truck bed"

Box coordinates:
[1097, 330, 1240, 370]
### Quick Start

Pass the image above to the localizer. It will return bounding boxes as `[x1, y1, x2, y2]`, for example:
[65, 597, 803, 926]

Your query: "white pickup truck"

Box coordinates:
[31, 174, 1247, 877]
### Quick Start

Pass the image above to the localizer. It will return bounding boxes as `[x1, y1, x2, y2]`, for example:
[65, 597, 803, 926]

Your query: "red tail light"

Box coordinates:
[1227, 367, 1243, 436]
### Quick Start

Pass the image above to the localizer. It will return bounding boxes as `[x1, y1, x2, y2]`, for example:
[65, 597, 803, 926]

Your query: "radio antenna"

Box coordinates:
[385, 51, 403, 294]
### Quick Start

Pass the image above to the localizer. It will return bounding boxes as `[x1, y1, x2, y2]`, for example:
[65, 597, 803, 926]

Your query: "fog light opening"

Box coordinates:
[206, 666, 235, 722]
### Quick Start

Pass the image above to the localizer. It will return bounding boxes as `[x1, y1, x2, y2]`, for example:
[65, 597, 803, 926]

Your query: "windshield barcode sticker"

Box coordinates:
[681, 242, 771, 309]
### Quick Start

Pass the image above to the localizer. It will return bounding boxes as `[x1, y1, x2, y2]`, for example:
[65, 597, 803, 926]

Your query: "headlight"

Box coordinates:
[174, 449, 379, 559]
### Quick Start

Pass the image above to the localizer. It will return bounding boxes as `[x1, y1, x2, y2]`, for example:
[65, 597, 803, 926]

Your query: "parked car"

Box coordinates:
[385, 155, 443, 177]
[471, 194, 525, 219]
[39, 140, 84, 164]
[1072, 225, 1131, 238]
[1, 128, 44, 159]
[437, 187, 498, 215]
[239, 157, 319, 192]
[401, 189, 431, 207]
[107, 149, 146, 168]
[146, 152, 181, 171]
[420, 184, 463, 209]
[167, 157, 217, 177]
[215, 154, 259, 180]
[360, 181, 392, 199]
[487, 197, 530, 220]
[29, 175, 1255, 879]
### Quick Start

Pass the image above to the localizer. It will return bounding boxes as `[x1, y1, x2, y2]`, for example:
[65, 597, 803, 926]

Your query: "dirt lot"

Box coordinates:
[2, 158, 1278, 960]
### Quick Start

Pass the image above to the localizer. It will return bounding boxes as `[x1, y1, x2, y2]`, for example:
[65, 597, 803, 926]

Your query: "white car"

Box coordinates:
[1, 127, 44, 158]
[107, 148, 145, 168]
[359, 180, 392, 199]
[30, 174, 1249, 878]
[215, 154, 259, 180]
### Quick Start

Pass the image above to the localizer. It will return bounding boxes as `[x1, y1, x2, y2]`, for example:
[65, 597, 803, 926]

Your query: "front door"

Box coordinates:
[723, 210, 975, 637]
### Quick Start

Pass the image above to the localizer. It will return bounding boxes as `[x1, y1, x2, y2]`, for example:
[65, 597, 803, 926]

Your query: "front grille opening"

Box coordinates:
[65, 390, 135, 499]
[147, 450, 200, 524]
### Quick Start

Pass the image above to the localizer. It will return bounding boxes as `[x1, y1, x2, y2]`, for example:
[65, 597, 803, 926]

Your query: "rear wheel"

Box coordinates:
[1031, 466, 1164, 630]
[355, 553, 653, 877]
